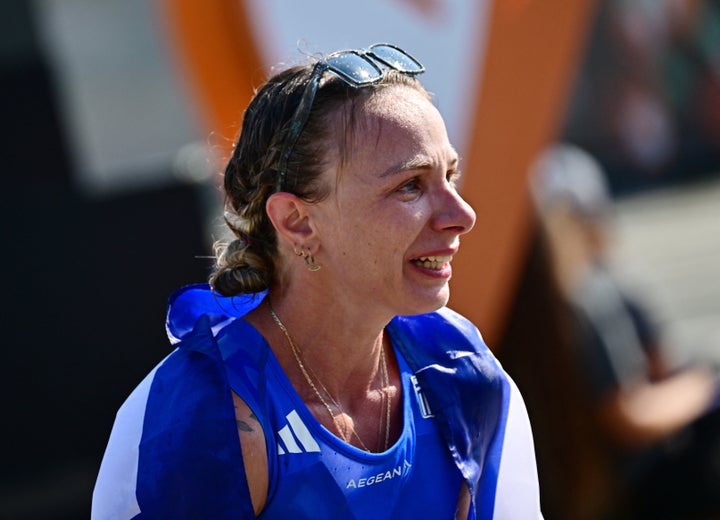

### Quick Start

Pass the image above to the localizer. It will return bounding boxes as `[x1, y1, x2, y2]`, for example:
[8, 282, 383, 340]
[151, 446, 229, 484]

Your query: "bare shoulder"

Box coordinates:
[232, 391, 268, 515]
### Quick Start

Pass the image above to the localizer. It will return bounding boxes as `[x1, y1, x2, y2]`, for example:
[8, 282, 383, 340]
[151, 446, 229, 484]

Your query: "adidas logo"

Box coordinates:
[276, 409, 321, 454]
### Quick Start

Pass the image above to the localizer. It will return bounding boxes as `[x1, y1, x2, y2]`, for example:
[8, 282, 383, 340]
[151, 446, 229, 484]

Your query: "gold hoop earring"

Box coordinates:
[292, 245, 303, 257]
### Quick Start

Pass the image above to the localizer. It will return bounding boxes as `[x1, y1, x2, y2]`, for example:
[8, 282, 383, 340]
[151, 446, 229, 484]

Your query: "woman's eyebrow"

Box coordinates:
[379, 154, 458, 178]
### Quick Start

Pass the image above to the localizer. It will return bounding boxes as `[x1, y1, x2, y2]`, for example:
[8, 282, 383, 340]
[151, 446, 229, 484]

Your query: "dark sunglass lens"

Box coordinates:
[369, 44, 424, 74]
[325, 53, 383, 85]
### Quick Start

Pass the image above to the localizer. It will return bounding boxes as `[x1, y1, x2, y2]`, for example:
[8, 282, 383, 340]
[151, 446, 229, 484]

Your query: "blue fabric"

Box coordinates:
[121, 284, 510, 518]
[134, 315, 255, 519]
[216, 318, 463, 519]
[387, 310, 509, 520]
[165, 284, 266, 344]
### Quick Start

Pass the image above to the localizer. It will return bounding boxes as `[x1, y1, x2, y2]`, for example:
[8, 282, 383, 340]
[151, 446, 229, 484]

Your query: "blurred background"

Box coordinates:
[1, 0, 718, 518]
[556, 0, 720, 368]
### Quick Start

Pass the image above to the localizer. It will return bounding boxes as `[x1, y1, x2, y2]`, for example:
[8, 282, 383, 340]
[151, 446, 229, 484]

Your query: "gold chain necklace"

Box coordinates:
[267, 300, 391, 452]
[378, 343, 391, 450]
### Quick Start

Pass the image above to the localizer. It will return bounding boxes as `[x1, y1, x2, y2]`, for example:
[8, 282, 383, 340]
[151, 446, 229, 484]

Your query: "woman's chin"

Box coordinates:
[402, 287, 450, 316]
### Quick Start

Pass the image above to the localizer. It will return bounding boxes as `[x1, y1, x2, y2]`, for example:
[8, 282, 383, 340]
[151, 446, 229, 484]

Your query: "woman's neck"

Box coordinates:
[246, 289, 390, 398]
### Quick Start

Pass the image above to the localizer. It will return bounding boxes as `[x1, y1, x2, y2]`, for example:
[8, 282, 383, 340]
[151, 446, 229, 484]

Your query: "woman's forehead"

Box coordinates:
[359, 85, 432, 122]
[353, 88, 444, 150]
[325, 87, 451, 180]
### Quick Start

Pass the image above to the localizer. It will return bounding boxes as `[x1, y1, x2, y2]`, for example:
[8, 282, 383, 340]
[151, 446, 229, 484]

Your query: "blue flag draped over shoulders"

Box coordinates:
[93, 284, 541, 520]
[134, 315, 255, 519]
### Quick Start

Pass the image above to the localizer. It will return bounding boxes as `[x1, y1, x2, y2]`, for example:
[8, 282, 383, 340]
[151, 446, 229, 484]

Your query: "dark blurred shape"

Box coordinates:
[562, 0, 720, 196]
[2, 181, 211, 520]
[0, 1, 210, 517]
[1, 0, 73, 185]
[499, 226, 618, 520]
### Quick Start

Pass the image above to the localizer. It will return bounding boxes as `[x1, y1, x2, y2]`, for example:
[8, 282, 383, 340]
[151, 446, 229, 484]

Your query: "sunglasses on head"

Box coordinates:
[276, 43, 425, 192]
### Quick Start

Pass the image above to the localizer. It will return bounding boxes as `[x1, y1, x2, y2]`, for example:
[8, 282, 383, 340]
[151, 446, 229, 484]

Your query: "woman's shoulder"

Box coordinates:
[389, 306, 490, 357]
[94, 310, 253, 518]
[165, 283, 266, 344]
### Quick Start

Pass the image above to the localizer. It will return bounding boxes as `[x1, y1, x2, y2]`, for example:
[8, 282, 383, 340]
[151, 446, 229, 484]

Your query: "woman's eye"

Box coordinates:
[397, 177, 421, 195]
[447, 170, 461, 187]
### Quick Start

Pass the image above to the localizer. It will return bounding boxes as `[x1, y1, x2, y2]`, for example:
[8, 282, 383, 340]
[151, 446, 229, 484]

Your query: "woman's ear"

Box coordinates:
[266, 192, 314, 248]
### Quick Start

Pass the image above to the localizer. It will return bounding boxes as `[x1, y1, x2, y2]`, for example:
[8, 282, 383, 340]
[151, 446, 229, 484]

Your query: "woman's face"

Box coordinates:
[308, 85, 476, 318]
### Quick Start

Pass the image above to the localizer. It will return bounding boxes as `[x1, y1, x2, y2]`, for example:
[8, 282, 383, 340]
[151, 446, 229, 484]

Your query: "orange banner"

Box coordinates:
[449, 0, 596, 346]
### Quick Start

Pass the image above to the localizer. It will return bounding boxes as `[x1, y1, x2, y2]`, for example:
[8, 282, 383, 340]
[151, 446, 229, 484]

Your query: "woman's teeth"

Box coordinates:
[413, 255, 452, 269]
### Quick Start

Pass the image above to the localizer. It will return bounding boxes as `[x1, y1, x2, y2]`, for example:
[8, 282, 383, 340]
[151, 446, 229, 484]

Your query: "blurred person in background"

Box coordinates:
[529, 143, 720, 519]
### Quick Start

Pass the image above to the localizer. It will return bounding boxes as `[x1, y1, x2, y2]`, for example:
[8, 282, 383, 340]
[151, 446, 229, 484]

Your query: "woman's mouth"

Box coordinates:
[411, 255, 453, 270]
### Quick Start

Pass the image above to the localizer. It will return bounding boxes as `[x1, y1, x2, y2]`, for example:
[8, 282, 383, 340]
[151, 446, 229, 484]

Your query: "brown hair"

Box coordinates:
[210, 62, 427, 296]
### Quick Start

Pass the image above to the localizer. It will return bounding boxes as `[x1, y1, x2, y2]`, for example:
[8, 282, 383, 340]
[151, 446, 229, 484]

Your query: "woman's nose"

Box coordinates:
[434, 184, 476, 235]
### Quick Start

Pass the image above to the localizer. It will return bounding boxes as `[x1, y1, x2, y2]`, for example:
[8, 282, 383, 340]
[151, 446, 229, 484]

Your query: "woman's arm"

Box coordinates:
[456, 483, 471, 519]
[599, 366, 718, 448]
[232, 392, 269, 516]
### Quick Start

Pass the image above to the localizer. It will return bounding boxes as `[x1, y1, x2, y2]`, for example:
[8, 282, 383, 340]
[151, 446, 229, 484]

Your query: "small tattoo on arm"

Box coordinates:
[237, 412, 260, 433]
[237, 419, 254, 433]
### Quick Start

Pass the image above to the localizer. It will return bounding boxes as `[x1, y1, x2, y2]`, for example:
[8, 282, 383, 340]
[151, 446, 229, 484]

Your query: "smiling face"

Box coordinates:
[307, 85, 476, 318]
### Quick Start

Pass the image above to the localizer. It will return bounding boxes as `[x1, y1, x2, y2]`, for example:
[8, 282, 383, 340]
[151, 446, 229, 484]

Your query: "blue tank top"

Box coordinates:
[216, 318, 463, 520]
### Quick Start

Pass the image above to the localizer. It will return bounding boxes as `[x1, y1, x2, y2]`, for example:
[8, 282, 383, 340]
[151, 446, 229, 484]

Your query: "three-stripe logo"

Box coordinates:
[276, 409, 321, 454]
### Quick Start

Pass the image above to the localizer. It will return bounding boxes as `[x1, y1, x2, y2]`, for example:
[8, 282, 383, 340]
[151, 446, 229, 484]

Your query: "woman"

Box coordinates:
[93, 43, 542, 519]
